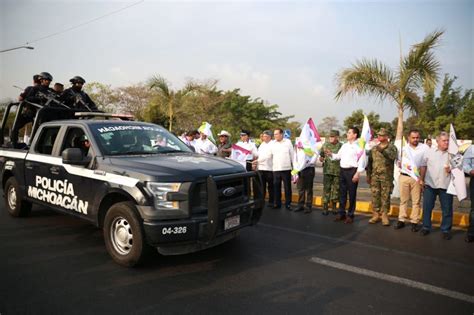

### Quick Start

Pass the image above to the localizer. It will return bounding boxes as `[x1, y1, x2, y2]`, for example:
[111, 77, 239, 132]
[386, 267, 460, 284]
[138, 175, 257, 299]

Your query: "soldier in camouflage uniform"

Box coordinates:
[319, 130, 343, 215]
[366, 128, 398, 226]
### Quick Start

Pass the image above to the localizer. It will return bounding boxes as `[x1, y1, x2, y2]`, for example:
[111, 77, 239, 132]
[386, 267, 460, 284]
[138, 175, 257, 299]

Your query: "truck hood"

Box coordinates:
[106, 153, 246, 182]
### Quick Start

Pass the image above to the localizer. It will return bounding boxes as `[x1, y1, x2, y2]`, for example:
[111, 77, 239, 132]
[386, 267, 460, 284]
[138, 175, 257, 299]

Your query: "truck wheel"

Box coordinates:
[4, 177, 32, 217]
[103, 202, 151, 267]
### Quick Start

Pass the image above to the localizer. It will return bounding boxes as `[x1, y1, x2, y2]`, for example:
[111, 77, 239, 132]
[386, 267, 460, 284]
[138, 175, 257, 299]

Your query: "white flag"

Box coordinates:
[447, 124, 467, 201]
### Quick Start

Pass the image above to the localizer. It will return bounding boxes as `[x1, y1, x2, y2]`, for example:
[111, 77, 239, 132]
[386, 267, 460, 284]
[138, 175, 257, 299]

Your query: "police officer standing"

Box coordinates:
[18, 74, 41, 101]
[366, 128, 398, 226]
[60, 76, 98, 111]
[320, 130, 343, 215]
[10, 72, 56, 147]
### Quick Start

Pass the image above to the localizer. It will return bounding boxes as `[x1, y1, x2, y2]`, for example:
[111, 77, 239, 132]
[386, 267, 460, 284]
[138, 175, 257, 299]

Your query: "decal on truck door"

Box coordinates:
[27, 175, 89, 214]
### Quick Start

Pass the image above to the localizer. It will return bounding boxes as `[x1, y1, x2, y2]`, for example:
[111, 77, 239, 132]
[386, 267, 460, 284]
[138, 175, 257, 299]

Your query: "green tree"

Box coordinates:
[212, 89, 297, 142]
[417, 74, 474, 139]
[343, 109, 394, 137]
[116, 84, 154, 120]
[146, 75, 201, 132]
[83, 82, 120, 112]
[335, 30, 443, 140]
[317, 116, 341, 136]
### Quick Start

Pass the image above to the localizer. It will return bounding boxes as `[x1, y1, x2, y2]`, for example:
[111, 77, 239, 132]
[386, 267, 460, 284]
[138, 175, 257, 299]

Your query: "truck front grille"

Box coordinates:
[189, 177, 250, 215]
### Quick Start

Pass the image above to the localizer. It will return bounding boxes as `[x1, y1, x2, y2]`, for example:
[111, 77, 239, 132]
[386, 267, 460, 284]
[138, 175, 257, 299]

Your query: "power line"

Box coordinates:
[24, 0, 144, 45]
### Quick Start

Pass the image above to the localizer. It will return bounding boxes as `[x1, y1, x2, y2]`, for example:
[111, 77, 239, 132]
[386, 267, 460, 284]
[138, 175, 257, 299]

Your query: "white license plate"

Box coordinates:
[224, 215, 240, 230]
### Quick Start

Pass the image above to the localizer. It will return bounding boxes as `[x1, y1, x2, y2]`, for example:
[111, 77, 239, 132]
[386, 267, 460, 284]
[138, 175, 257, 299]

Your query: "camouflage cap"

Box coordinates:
[329, 130, 340, 137]
[377, 128, 389, 136]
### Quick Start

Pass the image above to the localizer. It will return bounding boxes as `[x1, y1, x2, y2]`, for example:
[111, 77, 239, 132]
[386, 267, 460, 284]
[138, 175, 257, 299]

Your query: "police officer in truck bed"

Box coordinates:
[10, 72, 56, 147]
[60, 76, 98, 111]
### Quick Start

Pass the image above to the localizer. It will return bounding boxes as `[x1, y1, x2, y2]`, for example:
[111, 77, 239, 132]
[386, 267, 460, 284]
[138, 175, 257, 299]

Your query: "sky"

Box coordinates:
[1, 0, 473, 127]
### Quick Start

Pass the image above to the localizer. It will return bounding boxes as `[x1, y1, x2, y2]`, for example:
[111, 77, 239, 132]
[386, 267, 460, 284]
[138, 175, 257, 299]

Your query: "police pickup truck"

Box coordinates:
[0, 111, 263, 267]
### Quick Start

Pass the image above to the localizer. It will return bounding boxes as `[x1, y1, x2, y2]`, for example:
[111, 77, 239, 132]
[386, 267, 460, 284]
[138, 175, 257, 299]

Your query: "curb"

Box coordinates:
[283, 194, 470, 228]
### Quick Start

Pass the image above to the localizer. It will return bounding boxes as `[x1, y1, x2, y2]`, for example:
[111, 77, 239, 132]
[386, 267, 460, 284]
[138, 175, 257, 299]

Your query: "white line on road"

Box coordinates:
[310, 256, 474, 304]
[259, 223, 474, 270]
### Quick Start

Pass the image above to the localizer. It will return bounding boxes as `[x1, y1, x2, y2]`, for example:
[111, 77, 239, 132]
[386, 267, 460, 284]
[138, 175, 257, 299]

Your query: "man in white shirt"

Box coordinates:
[254, 130, 274, 207]
[420, 132, 453, 240]
[181, 130, 197, 151]
[236, 129, 258, 171]
[395, 129, 428, 232]
[327, 127, 366, 224]
[194, 132, 217, 155]
[271, 128, 294, 210]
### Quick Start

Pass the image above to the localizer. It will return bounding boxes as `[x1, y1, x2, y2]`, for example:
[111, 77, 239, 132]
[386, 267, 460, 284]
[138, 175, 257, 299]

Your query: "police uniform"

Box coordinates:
[59, 76, 98, 111]
[320, 130, 342, 214]
[366, 128, 398, 225]
[10, 72, 57, 147]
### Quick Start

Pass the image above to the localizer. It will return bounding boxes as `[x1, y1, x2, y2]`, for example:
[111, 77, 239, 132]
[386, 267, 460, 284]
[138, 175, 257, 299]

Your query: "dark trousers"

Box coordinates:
[339, 167, 358, 218]
[259, 170, 274, 205]
[273, 170, 292, 207]
[297, 167, 315, 208]
[246, 161, 253, 171]
[422, 186, 453, 232]
[468, 178, 474, 236]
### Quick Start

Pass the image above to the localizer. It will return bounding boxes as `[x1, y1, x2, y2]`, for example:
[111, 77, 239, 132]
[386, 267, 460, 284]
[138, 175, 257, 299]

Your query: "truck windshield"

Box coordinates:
[89, 122, 192, 156]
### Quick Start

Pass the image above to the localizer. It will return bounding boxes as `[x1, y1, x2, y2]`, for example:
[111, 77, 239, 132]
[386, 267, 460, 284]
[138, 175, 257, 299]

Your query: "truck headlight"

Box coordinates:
[146, 182, 181, 210]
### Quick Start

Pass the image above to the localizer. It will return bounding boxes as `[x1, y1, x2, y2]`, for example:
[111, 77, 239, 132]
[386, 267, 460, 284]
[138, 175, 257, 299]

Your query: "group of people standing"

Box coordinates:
[183, 125, 473, 242]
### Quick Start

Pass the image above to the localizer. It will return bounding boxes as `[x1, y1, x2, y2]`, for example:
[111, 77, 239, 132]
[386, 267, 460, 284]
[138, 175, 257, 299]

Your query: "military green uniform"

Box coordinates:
[367, 142, 398, 215]
[320, 141, 342, 206]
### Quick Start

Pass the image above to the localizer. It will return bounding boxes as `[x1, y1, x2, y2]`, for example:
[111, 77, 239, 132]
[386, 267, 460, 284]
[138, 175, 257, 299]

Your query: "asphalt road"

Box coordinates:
[1, 197, 473, 315]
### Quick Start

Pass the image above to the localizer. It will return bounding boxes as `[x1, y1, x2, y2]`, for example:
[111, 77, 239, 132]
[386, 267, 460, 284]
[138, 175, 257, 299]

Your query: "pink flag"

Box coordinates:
[230, 144, 252, 167]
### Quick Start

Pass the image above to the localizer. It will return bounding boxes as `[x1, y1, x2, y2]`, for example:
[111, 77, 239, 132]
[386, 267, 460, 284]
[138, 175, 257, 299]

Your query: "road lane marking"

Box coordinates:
[259, 223, 474, 270]
[310, 256, 474, 304]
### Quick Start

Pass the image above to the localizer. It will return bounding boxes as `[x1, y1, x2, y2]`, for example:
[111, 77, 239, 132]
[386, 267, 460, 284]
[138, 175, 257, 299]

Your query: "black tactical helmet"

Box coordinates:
[38, 72, 53, 81]
[70, 76, 86, 84]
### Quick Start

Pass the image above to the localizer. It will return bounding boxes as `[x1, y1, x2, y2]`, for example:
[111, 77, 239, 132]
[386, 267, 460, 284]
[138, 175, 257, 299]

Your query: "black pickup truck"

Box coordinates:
[0, 110, 263, 267]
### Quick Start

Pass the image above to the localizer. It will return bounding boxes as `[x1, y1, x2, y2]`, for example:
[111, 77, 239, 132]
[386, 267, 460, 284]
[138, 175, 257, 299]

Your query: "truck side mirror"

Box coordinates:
[62, 148, 90, 166]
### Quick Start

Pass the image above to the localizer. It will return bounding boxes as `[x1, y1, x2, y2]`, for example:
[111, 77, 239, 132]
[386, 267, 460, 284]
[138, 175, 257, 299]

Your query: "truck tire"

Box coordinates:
[103, 201, 151, 267]
[4, 177, 32, 217]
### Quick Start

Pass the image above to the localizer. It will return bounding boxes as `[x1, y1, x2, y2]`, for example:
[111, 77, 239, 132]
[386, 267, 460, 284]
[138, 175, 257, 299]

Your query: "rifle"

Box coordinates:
[36, 90, 71, 109]
[74, 94, 93, 112]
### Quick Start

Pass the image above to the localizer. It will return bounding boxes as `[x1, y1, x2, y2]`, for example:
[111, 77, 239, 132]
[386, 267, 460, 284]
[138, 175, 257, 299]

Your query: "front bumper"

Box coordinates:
[142, 172, 264, 255]
[143, 199, 262, 255]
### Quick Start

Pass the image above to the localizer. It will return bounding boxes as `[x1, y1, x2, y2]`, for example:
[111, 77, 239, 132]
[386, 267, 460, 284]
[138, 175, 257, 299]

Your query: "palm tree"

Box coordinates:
[335, 30, 444, 140]
[147, 75, 200, 132]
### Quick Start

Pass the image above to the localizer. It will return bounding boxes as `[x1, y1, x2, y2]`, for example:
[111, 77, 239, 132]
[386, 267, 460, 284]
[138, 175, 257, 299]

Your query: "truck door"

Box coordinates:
[24, 125, 64, 211]
[55, 126, 96, 219]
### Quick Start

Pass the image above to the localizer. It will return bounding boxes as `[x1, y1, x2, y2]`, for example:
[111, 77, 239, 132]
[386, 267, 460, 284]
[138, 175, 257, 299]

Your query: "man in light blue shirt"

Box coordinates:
[463, 145, 474, 242]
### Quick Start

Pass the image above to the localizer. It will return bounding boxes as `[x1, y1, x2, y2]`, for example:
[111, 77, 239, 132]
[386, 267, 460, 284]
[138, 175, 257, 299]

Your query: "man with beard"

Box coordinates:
[395, 129, 428, 231]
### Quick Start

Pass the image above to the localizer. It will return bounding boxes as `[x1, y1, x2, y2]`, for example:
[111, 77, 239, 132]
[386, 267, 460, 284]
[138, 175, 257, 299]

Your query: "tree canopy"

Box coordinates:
[335, 30, 444, 140]
[85, 76, 300, 142]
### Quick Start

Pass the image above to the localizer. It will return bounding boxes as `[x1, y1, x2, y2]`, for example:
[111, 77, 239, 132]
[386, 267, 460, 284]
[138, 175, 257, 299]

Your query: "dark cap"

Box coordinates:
[38, 72, 53, 81]
[329, 130, 340, 137]
[377, 128, 389, 136]
[240, 129, 251, 136]
[262, 130, 272, 137]
[70, 76, 86, 84]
